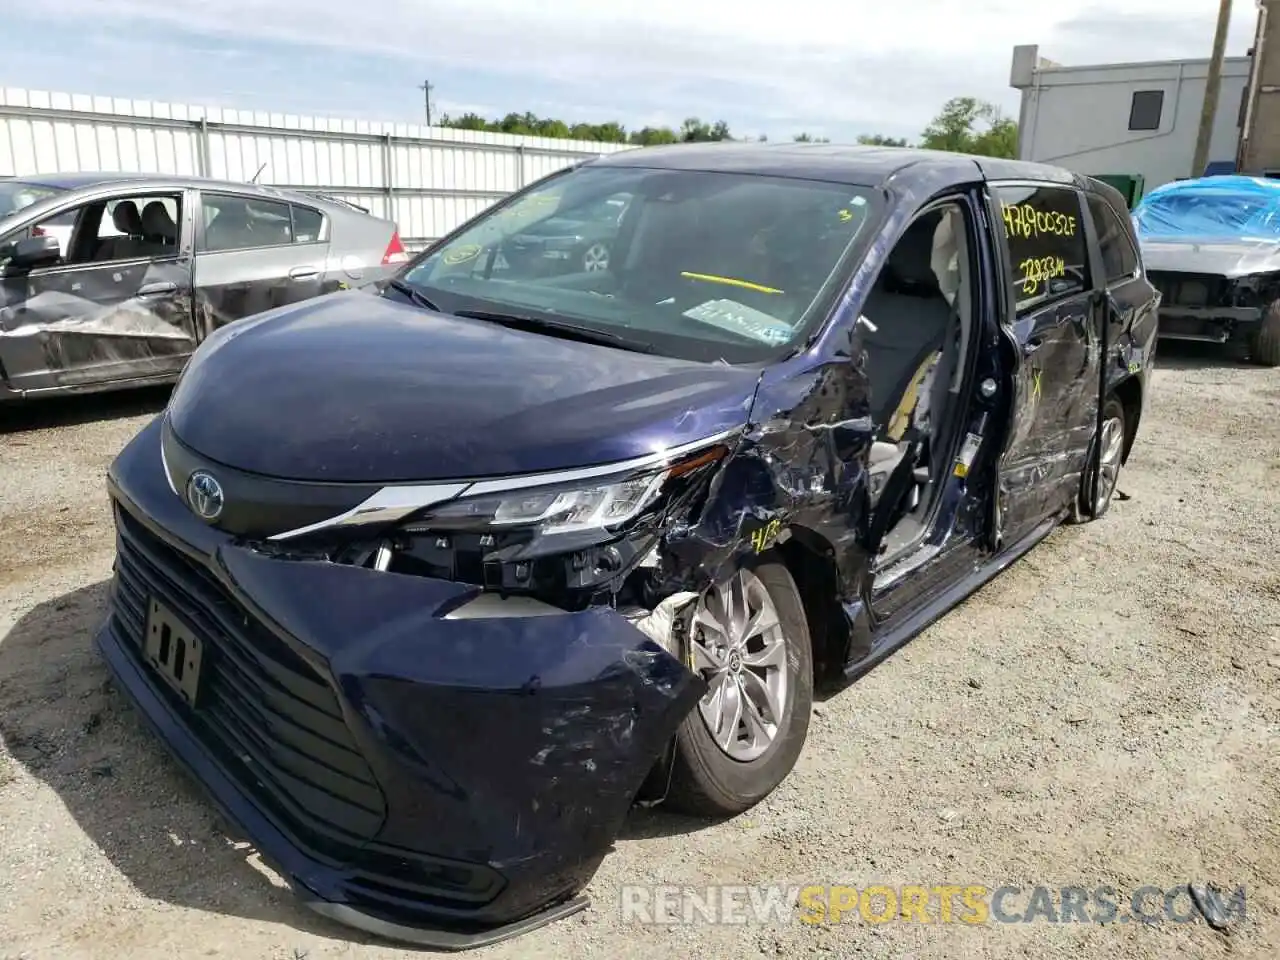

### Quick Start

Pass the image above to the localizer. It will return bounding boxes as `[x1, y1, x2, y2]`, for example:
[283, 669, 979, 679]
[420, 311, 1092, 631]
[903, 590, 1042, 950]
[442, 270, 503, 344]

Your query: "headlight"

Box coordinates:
[303, 441, 734, 595]
[408, 469, 668, 536]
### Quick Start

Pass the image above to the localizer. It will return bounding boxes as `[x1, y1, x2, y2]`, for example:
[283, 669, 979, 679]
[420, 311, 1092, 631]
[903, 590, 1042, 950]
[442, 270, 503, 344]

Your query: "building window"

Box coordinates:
[1129, 90, 1164, 131]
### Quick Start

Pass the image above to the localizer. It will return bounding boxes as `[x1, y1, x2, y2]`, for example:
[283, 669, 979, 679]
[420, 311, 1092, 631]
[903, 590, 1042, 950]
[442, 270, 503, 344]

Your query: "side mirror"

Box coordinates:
[8, 234, 60, 269]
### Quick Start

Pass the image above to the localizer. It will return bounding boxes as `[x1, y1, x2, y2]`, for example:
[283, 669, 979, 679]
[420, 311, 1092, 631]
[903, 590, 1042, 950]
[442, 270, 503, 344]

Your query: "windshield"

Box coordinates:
[0, 181, 64, 219]
[1133, 176, 1280, 242]
[397, 165, 879, 363]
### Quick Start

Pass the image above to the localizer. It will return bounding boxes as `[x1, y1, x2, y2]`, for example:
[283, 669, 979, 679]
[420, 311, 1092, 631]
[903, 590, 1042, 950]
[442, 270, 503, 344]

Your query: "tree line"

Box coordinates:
[438, 96, 1017, 159]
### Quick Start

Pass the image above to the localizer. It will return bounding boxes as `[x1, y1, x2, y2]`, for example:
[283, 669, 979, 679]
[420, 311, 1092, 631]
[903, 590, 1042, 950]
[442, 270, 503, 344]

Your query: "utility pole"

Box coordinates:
[1192, 0, 1235, 178]
[419, 80, 434, 126]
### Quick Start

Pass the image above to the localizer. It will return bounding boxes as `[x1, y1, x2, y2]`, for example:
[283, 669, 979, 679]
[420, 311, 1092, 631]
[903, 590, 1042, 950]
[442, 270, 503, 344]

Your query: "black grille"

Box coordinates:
[1147, 271, 1227, 308]
[109, 506, 388, 861]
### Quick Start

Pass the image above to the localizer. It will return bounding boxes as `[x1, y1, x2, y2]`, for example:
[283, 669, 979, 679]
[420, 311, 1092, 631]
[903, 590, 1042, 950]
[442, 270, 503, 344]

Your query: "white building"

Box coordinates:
[1010, 44, 1251, 191]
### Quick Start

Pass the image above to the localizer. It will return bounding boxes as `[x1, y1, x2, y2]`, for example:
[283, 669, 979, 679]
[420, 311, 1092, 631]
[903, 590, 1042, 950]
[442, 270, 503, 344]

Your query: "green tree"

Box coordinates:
[628, 126, 679, 146]
[856, 133, 909, 147]
[918, 97, 1017, 158]
[793, 132, 830, 143]
[680, 117, 734, 142]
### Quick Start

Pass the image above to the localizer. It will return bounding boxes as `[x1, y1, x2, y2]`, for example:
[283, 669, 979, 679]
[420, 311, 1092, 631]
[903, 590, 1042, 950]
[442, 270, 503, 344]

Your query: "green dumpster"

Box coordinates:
[1090, 174, 1146, 209]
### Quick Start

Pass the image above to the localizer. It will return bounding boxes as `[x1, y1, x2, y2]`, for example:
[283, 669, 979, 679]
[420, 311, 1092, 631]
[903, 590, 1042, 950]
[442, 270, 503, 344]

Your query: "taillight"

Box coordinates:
[382, 231, 408, 265]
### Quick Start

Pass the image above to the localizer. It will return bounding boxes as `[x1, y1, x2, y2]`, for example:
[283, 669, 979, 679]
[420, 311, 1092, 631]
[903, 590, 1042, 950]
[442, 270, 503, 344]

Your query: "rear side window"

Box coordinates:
[199, 194, 326, 252]
[1086, 194, 1140, 283]
[993, 184, 1089, 312]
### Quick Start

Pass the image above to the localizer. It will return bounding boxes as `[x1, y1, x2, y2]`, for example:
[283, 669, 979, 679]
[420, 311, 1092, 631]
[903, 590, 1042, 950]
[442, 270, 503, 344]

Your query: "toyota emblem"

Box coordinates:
[186, 471, 225, 521]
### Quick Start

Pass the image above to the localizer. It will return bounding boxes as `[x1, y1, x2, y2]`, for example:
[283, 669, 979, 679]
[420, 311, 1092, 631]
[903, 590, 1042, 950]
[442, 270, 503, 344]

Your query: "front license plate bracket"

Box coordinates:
[144, 598, 205, 707]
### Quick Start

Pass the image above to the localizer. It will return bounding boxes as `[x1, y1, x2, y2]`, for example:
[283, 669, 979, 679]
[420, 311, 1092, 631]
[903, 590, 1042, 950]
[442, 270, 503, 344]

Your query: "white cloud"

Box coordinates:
[20, 0, 1268, 138]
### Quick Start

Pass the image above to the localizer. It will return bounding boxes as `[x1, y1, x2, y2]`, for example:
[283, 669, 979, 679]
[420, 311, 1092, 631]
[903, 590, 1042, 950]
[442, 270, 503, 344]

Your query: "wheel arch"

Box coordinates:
[776, 525, 851, 686]
[1110, 374, 1143, 464]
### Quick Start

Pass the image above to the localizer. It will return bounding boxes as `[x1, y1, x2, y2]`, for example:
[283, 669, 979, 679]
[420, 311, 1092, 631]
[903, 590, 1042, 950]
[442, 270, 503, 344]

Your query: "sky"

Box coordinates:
[0, 0, 1265, 143]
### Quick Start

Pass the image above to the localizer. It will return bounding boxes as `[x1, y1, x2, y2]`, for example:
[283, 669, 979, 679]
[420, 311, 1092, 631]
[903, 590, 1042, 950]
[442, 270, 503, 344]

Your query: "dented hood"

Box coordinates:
[1140, 237, 1280, 277]
[167, 293, 759, 483]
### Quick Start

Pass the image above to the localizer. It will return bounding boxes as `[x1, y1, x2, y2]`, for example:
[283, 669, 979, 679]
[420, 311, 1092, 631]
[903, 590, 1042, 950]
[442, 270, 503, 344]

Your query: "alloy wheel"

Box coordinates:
[691, 568, 790, 763]
[582, 242, 610, 272]
[1093, 414, 1125, 511]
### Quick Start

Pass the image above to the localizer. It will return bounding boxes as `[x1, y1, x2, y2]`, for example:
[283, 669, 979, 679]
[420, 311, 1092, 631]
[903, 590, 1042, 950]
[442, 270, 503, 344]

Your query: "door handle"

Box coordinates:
[288, 266, 320, 281]
[1023, 336, 1045, 355]
[137, 281, 177, 297]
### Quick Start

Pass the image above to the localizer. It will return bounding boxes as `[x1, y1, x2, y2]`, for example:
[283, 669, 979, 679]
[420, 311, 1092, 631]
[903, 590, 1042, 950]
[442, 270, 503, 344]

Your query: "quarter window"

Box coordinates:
[199, 195, 326, 252]
[993, 184, 1090, 312]
[1087, 195, 1139, 283]
[292, 205, 325, 243]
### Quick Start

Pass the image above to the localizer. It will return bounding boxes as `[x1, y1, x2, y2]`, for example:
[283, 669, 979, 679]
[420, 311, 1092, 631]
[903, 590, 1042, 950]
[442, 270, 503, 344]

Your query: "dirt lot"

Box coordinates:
[1, 346, 1277, 960]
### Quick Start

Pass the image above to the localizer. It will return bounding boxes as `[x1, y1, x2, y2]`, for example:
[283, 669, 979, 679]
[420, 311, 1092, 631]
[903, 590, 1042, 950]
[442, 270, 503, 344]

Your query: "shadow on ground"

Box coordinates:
[1151, 337, 1257, 370]
[0, 580, 710, 948]
[0, 581, 384, 946]
[0, 385, 171, 434]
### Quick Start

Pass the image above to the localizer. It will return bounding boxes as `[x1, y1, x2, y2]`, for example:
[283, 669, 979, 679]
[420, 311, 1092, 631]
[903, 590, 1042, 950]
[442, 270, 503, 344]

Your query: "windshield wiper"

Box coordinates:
[453, 309, 655, 354]
[387, 278, 441, 312]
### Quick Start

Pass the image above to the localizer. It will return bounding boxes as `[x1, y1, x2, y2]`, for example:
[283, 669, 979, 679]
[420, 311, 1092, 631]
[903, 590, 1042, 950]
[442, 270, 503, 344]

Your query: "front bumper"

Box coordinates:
[1156, 304, 1262, 342]
[96, 417, 704, 948]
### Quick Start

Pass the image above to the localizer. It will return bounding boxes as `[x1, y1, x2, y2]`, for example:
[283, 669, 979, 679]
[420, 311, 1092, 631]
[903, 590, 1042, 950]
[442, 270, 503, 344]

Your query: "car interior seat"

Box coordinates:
[862, 206, 968, 557]
[96, 201, 145, 260]
[204, 202, 253, 252]
[140, 201, 178, 254]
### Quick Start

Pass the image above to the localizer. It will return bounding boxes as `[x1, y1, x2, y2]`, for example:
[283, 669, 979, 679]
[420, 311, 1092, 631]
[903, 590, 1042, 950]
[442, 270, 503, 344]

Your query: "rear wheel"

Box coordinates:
[665, 560, 813, 817]
[1071, 396, 1126, 522]
[1247, 300, 1280, 367]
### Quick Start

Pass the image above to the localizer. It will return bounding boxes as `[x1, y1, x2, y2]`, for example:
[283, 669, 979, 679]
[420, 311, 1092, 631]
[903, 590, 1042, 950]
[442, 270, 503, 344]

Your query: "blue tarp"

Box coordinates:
[1132, 175, 1280, 241]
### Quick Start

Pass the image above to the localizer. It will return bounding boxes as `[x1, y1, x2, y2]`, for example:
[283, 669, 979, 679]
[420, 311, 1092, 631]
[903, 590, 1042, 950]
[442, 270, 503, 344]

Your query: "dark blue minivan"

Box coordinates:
[96, 143, 1158, 948]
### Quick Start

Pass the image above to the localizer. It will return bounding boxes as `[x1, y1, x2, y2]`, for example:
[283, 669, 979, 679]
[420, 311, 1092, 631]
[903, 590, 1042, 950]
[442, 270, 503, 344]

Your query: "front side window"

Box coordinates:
[91, 194, 182, 261]
[398, 165, 880, 363]
[993, 184, 1090, 313]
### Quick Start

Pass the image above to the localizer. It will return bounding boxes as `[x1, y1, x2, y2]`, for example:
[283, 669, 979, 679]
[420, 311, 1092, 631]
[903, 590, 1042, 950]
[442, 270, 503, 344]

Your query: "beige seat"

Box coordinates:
[865, 208, 966, 505]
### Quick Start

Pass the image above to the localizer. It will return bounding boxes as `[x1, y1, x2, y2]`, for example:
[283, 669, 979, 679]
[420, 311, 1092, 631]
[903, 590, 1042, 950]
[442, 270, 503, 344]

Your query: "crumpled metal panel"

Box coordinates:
[0, 258, 194, 394]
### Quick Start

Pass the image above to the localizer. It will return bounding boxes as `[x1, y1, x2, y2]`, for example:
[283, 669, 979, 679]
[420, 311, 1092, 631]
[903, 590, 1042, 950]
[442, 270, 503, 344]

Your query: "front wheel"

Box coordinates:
[665, 560, 813, 818]
[1071, 396, 1126, 522]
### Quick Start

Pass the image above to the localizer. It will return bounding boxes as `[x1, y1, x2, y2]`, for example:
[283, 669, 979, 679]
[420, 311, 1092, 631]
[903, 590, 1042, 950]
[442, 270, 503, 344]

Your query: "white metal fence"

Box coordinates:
[0, 88, 637, 251]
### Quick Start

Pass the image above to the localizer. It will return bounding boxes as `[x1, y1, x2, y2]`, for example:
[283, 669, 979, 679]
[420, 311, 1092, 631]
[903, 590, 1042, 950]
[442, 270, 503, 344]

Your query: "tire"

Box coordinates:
[664, 558, 813, 818]
[580, 241, 610, 272]
[1070, 395, 1126, 523]
[1247, 300, 1280, 367]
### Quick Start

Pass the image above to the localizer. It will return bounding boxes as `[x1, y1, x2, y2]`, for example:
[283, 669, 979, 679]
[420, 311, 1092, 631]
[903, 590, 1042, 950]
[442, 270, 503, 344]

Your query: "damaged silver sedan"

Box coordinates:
[0, 173, 407, 401]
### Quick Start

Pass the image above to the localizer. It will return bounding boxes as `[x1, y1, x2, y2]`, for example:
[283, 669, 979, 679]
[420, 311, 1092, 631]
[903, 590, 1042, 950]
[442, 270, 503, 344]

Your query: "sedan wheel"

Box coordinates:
[664, 560, 813, 817]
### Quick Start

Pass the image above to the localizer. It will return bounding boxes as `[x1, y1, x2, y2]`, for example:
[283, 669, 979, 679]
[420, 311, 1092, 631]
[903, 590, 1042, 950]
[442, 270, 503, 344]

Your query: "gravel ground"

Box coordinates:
[1, 346, 1277, 960]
